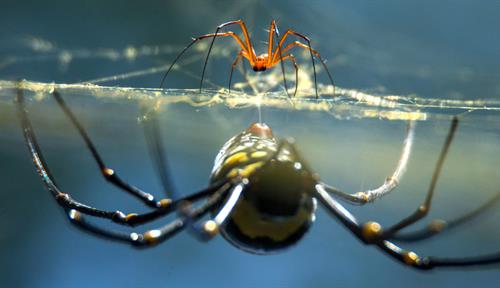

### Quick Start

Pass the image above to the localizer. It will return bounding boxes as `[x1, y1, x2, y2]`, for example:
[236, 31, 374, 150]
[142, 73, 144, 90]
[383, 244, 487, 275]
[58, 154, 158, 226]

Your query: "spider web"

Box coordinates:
[1, 37, 500, 122]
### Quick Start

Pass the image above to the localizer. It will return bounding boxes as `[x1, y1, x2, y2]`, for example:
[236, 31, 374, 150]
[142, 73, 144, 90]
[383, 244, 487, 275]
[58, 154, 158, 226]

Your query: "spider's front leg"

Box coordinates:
[16, 85, 230, 230]
[52, 90, 165, 208]
[199, 20, 257, 92]
[159, 30, 252, 90]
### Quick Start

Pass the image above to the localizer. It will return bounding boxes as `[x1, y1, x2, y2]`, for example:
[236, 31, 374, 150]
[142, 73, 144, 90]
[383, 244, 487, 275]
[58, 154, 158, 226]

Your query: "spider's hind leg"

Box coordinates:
[315, 117, 500, 269]
[391, 190, 500, 242]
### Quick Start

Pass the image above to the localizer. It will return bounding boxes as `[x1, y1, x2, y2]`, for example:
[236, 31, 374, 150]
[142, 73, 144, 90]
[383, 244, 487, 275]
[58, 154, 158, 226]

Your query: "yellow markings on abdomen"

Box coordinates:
[219, 149, 269, 180]
[224, 151, 249, 167]
[228, 161, 265, 178]
[250, 151, 268, 159]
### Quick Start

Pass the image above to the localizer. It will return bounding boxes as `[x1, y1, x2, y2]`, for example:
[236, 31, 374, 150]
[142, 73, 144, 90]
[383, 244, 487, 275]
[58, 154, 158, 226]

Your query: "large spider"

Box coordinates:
[159, 20, 335, 98]
[16, 85, 500, 269]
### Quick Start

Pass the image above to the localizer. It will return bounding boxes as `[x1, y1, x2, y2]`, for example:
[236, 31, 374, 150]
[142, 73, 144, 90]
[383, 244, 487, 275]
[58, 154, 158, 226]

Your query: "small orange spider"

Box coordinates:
[160, 20, 335, 98]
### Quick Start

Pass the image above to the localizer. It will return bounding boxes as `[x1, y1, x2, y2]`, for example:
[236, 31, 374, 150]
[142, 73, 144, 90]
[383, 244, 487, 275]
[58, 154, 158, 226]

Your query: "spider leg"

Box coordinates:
[269, 20, 290, 98]
[228, 51, 245, 94]
[16, 85, 229, 227]
[273, 54, 299, 97]
[379, 117, 458, 239]
[272, 31, 314, 80]
[322, 120, 415, 205]
[317, 179, 500, 269]
[392, 191, 500, 242]
[66, 181, 234, 247]
[267, 20, 276, 63]
[183, 181, 247, 241]
[275, 39, 335, 98]
[316, 184, 425, 268]
[159, 31, 251, 89]
[142, 107, 177, 198]
[200, 20, 257, 93]
[315, 117, 500, 269]
[52, 90, 161, 208]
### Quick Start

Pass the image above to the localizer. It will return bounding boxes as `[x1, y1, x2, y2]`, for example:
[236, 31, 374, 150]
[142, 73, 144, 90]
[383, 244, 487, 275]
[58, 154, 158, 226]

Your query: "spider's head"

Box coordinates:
[253, 54, 268, 72]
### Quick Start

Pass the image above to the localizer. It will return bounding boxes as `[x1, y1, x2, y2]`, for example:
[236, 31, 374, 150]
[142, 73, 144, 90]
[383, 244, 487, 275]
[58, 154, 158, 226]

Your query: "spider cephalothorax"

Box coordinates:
[253, 54, 269, 72]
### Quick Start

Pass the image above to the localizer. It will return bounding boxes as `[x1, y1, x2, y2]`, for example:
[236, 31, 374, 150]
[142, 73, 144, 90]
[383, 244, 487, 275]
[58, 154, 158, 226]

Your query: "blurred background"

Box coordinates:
[1, 0, 500, 287]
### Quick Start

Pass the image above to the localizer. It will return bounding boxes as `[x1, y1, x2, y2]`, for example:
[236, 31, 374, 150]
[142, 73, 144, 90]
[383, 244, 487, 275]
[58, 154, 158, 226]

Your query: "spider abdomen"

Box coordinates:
[210, 123, 317, 254]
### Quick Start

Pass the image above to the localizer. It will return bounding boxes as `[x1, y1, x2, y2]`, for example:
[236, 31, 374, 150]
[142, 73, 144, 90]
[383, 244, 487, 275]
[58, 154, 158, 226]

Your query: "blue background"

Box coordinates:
[1, 1, 500, 287]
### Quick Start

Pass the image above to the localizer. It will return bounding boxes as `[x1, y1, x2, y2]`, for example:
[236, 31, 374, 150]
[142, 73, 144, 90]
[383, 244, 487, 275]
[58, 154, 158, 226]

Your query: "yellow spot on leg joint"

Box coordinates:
[69, 209, 82, 221]
[203, 220, 219, 237]
[354, 192, 370, 203]
[125, 213, 138, 222]
[362, 221, 382, 242]
[143, 230, 161, 244]
[403, 251, 421, 266]
[159, 198, 172, 208]
[103, 168, 115, 176]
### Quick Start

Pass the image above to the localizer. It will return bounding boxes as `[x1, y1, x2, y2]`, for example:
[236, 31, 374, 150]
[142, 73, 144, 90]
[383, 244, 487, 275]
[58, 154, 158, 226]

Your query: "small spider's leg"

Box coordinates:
[65, 181, 232, 247]
[276, 39, 335, 98]
[273, 23, 290, 98]
[200, 20, 257, 93]
[392, 190, 500, 242]
[159, 31, 250, 89]
[379, 117, 458, 239]
[228, 51, 245, 94]
[217, 20, 256, 62]
[266, 20, 290, 98]
[267, 20, 277, 64]
[16, 85, 230, 227]
[142, 108, 177, 198]
[321, 121, 415, 205]
[273, 54, 299, 97]
[239, 52, 251, 87]
[272, 31, 318, 98]
[51, 91, 161, 208]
